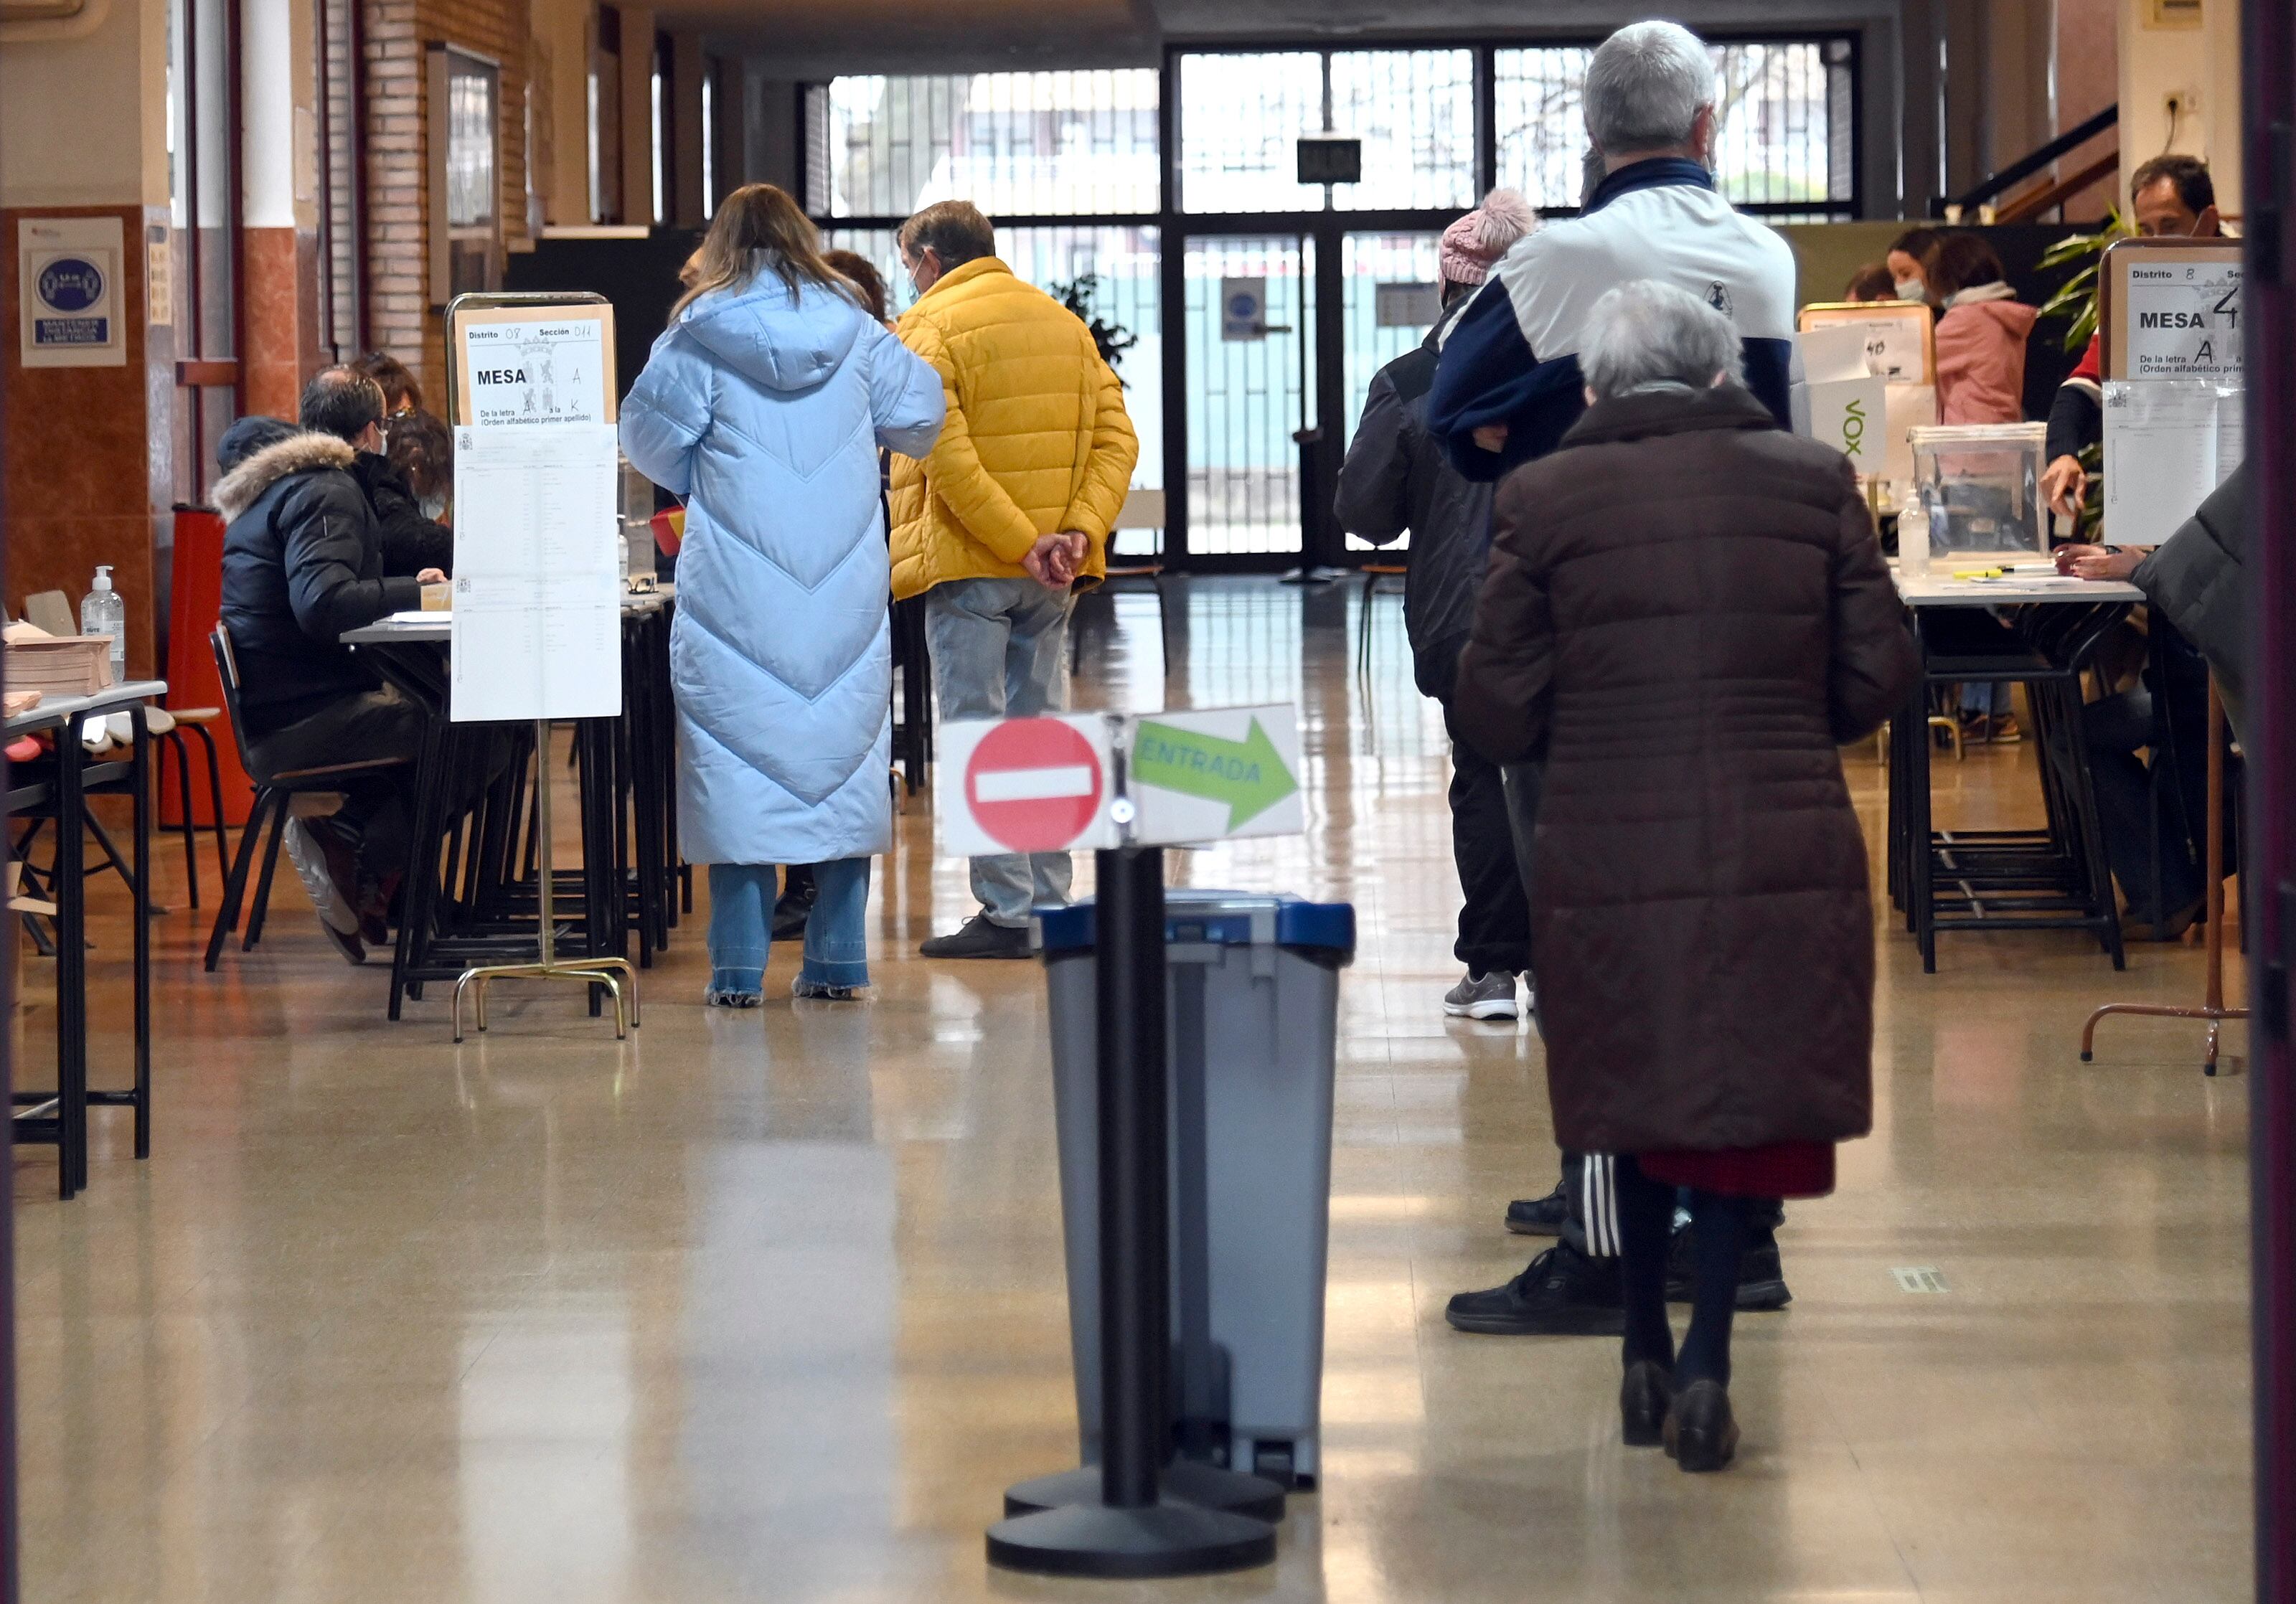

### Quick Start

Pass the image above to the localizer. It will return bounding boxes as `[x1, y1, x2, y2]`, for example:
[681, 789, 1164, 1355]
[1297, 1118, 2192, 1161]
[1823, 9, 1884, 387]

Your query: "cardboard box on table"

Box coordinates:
[1791, 325, 1891, 476]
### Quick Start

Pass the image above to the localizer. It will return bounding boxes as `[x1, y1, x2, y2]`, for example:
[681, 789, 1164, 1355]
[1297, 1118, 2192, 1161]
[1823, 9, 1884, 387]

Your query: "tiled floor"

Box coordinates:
[13, 577, 2252, 1600]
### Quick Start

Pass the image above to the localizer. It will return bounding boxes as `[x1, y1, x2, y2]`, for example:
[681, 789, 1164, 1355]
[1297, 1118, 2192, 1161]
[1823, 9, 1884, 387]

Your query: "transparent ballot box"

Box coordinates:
[1906, 423, 2049, 560]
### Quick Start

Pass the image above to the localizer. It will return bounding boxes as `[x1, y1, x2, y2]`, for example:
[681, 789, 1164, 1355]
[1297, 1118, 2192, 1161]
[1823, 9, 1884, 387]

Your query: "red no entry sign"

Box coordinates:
[964, 717, 1106, 852]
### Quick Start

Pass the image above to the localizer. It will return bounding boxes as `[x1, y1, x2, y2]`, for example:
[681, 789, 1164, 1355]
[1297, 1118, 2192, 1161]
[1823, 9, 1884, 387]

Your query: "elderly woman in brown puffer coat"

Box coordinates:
[1454, 280, 1919, 1473]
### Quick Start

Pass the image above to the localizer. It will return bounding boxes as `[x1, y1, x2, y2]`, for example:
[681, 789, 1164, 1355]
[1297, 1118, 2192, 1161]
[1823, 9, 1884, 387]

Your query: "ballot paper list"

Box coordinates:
[450, 421, 623, 722]
[2102, 381, 2244, 550]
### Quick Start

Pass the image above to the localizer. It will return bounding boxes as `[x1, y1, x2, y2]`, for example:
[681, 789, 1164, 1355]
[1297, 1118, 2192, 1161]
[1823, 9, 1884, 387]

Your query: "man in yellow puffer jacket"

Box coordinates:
[892, 200, 1139, 959]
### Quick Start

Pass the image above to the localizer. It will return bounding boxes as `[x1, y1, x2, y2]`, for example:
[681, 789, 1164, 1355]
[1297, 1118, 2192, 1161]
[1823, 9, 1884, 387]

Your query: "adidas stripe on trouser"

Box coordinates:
[1561, 1148, 1788, 1257]
[1561, 1151, 1624, 1258]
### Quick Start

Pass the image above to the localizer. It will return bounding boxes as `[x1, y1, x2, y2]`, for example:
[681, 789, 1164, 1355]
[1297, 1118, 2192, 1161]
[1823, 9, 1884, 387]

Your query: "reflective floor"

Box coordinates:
[14, 577, 2252, 1601]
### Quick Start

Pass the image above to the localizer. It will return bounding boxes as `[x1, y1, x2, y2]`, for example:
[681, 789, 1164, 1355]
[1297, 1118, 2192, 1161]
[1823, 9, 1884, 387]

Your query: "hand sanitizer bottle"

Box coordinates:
[1896, 483, 1929, 575]
[80, 565, 126, 679]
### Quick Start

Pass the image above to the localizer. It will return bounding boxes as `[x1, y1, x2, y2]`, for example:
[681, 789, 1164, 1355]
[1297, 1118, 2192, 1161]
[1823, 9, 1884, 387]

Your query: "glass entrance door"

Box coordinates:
[1179, 233, 1314, 563]
[1340, 230, 1445, 555]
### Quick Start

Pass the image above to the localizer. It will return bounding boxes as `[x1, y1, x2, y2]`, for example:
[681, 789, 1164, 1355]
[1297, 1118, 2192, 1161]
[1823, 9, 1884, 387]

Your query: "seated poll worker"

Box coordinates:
[1428, 19, 1804, 1340]
[359, 407, 455, 575]
[2053, 462, 2252, 938]
[216, 367, 445, 966]
[1450, 279, 1917, 1469]
[2041, 155, 2224, 520]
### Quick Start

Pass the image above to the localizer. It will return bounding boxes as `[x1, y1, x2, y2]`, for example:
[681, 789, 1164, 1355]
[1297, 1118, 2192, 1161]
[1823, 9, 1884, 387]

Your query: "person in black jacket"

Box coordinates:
[2055, 462, 2250, 938]
[1336, 187, 1535, 1022]
[364, 407, 455, 574]
[215, 367, 445, 963]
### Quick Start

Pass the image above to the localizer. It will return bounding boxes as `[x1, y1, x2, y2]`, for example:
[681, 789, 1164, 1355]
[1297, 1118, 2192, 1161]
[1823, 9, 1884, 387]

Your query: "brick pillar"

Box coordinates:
[241, 0, 326, 418]
[363, 0, 533, 404]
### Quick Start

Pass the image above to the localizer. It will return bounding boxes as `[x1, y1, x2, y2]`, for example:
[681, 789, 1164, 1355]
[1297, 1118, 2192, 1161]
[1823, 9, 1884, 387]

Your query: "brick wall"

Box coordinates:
[361, 0, 532, 405]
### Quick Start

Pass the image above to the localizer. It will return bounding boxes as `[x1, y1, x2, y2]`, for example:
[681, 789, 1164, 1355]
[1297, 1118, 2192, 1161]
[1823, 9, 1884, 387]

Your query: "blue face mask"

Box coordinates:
[1895, 276, 1926, 302]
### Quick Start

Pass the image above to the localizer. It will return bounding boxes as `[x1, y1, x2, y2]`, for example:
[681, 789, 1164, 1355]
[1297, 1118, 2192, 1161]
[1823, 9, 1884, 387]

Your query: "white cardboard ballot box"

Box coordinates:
[1791, 325, 1890, 478]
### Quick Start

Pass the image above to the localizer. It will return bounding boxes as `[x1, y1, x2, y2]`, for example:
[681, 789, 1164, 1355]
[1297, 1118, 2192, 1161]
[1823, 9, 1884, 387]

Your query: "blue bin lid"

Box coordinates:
[1037, 890, 1355, 959]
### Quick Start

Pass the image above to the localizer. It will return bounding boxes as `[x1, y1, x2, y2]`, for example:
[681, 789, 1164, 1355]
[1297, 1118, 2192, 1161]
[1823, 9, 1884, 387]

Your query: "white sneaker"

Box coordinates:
[1443, 971, 1518, 1020]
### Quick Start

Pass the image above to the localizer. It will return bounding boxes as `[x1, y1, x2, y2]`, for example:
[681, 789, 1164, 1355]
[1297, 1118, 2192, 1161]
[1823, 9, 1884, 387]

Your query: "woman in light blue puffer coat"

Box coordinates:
[621, 184, 944, 1004]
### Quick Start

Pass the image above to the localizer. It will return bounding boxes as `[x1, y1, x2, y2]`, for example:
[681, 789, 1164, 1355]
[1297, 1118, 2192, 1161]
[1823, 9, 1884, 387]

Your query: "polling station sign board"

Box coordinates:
[936, 707, 1307, 857]
[1129, 704, 1305, 847]
[18, 217, 125, 368]
[2101, 237, 2244, 383]
[938, 714, 1121, 857]
[451, 303, 617, 432]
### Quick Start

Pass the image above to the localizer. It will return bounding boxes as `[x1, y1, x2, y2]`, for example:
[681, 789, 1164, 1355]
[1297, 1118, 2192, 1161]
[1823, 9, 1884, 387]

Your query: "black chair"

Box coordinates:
[1355, 562, 1406, 679]
[156, 709, 231, 907]
[202, 621, 409, 971]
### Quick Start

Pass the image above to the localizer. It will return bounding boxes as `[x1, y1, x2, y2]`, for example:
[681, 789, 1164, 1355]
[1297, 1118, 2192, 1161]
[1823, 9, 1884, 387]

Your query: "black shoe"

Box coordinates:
[1664, 1378, 1739, 1472]
[771, 892, 814, 942]
[1444, 1242, 1624, 1336]
[1621, 1359, 1674, 1448]
[1666, 1226, 1792, 1311]
[918, 912, 1032, 960]
[317, 919, 367, 966]
[1505, 1181, 1568, 1237]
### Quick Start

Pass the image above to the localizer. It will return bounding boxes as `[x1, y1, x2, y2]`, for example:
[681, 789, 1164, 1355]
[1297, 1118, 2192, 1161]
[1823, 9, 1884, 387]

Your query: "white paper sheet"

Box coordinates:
[449, 422, 623, 722]
[2102, 381, 2234, 548]
[2122, 258, 2242, 382]
[462, 317, 614, 430]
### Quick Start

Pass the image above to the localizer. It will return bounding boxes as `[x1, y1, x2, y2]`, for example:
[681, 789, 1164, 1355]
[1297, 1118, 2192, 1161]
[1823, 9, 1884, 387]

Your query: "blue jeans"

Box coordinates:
[926, 576, 1076, 927]
[1959, 681, 2009, 715]
[707, 857, 871, 993]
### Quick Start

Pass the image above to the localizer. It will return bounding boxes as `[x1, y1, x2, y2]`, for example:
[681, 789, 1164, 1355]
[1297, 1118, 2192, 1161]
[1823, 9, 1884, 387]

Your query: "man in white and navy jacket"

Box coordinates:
[1438, 20, 1802, 1341]
[1429, 22, 1797, 480]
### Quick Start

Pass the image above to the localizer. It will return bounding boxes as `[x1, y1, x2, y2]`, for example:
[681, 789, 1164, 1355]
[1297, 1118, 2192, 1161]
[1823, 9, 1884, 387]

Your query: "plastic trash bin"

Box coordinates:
[1038, 890, 1356, 1489]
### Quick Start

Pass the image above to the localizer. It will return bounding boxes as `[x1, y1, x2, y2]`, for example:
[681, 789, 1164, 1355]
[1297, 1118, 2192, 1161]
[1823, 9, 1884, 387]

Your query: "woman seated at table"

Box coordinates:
[619, 182, 944, 1004]
[1452, 280, 1917, 1471]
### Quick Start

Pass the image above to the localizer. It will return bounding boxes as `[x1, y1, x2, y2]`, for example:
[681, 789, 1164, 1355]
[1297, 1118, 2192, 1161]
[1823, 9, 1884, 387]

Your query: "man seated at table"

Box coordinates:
[215, 368, 445, 964]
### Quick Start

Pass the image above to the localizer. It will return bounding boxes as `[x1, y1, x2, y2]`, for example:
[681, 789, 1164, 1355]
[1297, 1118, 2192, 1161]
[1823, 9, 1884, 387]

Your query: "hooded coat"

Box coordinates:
[1453, 385, 1919, 1156]
[1933, 283, 2038, 425]
[215, 430, 421, 737]
[619, 269, 945, 867]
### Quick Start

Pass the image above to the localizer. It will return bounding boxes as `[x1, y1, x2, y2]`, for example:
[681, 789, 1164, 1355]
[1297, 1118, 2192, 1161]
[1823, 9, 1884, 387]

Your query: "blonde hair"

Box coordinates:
[671, 183, 858, 322]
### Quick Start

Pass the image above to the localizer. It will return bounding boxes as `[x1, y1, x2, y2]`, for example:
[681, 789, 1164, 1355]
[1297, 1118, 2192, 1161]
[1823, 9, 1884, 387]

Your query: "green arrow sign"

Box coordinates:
[1131, 716, 1299, 831]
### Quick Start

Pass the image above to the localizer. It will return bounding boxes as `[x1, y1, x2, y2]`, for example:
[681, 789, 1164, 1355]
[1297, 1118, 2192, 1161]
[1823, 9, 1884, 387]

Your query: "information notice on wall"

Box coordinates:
[17, 216, 125, 369]
[448, 303, 623, 724]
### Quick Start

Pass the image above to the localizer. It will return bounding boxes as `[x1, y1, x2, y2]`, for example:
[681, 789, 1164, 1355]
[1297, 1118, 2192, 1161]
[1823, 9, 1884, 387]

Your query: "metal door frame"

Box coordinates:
[801, 31, 1863, 573]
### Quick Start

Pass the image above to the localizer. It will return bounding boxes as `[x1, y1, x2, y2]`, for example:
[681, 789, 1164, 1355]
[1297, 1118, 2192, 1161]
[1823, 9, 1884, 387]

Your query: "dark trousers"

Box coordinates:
[1444, 704, 1531, 976]
[1559, 1149, 1785, 1260]
[1618, 1155, 1749, 1386]
[2084, 688, 2204, 923]
[244, 686, 425, 876]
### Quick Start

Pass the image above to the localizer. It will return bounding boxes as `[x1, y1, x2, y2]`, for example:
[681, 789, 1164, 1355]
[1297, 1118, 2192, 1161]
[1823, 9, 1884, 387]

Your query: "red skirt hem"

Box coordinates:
[1637, 1142, 1836, 1199]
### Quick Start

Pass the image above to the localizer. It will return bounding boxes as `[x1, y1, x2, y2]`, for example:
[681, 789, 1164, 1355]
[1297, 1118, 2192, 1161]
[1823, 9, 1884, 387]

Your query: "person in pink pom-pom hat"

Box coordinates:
[1439, 188, 1538, 291]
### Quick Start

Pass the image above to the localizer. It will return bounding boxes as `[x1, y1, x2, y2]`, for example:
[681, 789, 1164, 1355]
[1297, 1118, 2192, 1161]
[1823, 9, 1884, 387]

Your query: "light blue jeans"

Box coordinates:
[926, 576, 1076, 928]
[708, 857, 871, 994]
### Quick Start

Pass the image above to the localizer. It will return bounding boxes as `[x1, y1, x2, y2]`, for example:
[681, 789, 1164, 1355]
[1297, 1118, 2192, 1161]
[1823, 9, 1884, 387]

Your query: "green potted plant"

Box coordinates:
[1052, 273, 1139, 385]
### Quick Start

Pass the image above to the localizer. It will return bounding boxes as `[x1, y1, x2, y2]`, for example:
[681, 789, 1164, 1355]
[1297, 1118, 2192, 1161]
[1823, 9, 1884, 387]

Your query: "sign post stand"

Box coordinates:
[438, 290, 638, 1043]
[970, 709, 1305, 1577]
[985, 843, 1281, 1579]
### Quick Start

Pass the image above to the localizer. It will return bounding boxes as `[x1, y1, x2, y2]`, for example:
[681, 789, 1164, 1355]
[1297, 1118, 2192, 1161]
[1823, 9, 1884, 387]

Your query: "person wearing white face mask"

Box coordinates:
[2041, 155, 2225, 519]
[1885, 226, 1943, 306]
